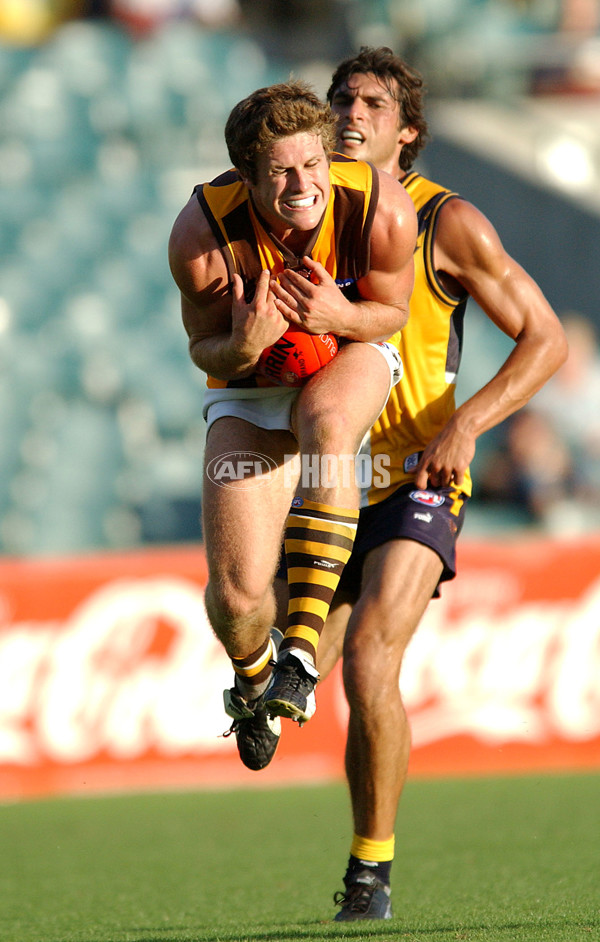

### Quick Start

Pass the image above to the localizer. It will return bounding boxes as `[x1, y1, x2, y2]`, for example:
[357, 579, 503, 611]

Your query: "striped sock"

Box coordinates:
[281, 498, 358, 665]
[231, 629, 282, 701]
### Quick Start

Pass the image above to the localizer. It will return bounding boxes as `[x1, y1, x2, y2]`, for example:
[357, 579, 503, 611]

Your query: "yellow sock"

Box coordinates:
[351, 834, 395, 863]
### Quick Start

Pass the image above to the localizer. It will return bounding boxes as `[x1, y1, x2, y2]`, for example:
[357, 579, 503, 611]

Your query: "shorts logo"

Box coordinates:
[414, 511, 433, 523]
[409, 489, 445, 508]
[206, 452, 277, 489]
[291, 497, 304, 508]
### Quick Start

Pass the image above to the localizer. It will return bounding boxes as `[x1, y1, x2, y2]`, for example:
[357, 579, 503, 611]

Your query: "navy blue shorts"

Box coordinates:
[278, 483, 468, 600]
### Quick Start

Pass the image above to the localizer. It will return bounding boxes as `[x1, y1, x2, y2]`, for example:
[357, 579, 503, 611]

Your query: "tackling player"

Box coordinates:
[272, 48, 568, 920]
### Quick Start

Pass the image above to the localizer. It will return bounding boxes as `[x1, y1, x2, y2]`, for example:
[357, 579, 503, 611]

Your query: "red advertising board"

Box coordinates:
[0, 537, 599, 800]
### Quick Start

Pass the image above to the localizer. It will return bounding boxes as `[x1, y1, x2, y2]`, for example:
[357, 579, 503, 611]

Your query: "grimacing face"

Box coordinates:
[242, 132, 331, 243]
[330, 72, 415, 177]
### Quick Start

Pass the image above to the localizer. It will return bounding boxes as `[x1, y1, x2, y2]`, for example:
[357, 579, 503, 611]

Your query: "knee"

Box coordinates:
[342, 626, 405, 710]
[298, 401, 360, 455]
[205, 579, 266, 639]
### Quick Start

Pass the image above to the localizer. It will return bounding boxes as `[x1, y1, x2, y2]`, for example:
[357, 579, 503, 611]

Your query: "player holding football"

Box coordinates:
[269, 48, 568, 920]
[168, 81, 417, 770]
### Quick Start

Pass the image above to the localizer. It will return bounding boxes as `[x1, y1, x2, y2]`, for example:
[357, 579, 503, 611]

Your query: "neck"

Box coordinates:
[251, 197, 322, 262]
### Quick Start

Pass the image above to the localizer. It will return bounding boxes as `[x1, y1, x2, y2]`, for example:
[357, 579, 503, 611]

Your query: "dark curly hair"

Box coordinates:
[327, 46, 429, 172]
[225, 80, 337, 183]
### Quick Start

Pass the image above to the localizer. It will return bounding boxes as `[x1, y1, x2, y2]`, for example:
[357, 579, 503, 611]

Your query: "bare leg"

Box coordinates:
[293, 342, 393, 509]
[342, 538, 443, 839]
[202, 416, 298, 659]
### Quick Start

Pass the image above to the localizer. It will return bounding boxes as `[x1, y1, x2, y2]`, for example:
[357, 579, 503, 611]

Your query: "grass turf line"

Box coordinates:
[0, 772, 598, 942]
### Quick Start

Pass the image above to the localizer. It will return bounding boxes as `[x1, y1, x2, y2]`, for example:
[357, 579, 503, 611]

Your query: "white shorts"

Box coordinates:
[202, 341, 403, 433]
[203, 386, 299, 432]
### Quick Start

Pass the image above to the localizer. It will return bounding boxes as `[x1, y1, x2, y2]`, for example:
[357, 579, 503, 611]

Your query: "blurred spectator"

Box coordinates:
[236, 0, 354, 63]
[478, 313, 600, 532]
[108, 0, 241, 36]
[0, 0, 240, 44]
[479, 409, 576, 523]
[0, 0, 84, 45]
[531, 0, 600, 93]
[533, 313, 600, 500]
[559, 0, 599, 35]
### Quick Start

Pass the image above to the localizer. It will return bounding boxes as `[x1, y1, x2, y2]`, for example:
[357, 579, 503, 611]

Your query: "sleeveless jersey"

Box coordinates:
[363, 171, 472, 505]
[195, 156, 379, 389]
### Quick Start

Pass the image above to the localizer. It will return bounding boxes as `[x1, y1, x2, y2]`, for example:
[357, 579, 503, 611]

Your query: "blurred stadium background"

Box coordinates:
[0, 0, 599, 556]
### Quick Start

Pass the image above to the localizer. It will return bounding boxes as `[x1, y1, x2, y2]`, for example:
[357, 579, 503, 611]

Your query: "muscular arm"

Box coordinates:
[415, 198, 568, 488]
[168, 196, 288, 380]
[271, 170, 417, 341]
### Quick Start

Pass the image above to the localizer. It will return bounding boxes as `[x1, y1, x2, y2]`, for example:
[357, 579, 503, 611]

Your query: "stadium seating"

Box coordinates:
[0, 20, 288, 554]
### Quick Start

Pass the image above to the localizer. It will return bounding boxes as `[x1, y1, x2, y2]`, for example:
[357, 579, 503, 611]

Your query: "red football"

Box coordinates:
[256, 328, 338, 387]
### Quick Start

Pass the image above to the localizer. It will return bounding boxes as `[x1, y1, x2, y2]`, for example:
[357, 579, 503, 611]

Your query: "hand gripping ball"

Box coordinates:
[257, 328, 338, 387]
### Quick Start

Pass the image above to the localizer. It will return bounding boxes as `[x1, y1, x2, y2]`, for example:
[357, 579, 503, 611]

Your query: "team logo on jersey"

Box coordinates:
[291, 497, 304, 508]
[409, 489, 445, 508]
[336, 277, 359, 301]
[404, 452, 422, 473]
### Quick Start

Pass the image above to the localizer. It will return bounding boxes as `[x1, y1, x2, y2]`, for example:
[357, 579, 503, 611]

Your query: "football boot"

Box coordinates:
[333, 869, 392, 921]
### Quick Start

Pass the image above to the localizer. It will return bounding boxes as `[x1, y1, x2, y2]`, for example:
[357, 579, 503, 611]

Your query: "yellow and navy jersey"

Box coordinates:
[363, 171, 472, 504]
[194, 155, 379, 389]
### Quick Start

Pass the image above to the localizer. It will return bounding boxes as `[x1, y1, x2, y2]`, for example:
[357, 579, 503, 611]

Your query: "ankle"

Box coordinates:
[280, 646, 319, 678]
[346, 854, 392, 887]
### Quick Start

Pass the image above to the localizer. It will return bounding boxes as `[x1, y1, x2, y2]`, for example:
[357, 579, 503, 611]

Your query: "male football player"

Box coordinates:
[168, 80, 416, 771]
[272, 48, 567, 920]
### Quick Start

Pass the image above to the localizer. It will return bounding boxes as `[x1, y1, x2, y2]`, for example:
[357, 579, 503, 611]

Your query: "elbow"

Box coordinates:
[557, 330, 569, 369]
[548, 327, 569, 376]
[188, 338, 207, 374]
[376, 303, 409, 341]
[189, 338, 256, 382]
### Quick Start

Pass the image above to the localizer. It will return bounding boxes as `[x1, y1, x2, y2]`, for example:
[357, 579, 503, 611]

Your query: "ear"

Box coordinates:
[399, 124, 419, 146]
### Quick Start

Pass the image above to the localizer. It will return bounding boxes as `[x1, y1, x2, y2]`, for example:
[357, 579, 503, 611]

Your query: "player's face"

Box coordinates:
[244, 132, 331, 241]
[330, 72, 412, 177]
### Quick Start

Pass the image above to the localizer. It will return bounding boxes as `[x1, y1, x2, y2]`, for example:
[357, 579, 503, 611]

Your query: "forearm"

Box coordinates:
[189, 332, 258, 381]
[455, 329, 568, 440]
[335, 298, 409, 342]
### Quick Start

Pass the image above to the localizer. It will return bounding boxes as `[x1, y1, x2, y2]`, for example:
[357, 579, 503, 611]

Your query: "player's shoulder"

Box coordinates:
[375, 168, 418, 229]
[434, 191, 508, 275]
[400, 169, 489, 237]
[371, 166, 412, 202]
[435, 192, 497, 243]
[168, 188, 230, 297]
[169, 192, 217, 258]
[402, 170, 459, 211]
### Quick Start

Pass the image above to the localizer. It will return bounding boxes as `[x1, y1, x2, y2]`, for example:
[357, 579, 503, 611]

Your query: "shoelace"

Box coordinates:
[333, 879, 379, 914]
[222, 695, 259, 738]
[272, 659, 314, 693]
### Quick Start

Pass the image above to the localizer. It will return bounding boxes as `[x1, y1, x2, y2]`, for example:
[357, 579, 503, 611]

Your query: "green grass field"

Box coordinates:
[1, 772, 598, 942]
